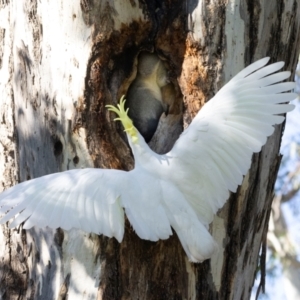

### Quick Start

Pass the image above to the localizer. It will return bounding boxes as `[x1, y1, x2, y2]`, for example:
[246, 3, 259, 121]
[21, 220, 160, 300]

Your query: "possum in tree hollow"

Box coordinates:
[125, 52, 169, 142]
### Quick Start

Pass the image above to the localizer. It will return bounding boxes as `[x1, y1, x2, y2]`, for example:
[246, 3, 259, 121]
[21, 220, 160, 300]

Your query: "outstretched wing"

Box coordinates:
[0, 168, 174, 243]
[0, 169, 126, 241]
[166, 57, 296, 225]
[0, 166, 218, 262]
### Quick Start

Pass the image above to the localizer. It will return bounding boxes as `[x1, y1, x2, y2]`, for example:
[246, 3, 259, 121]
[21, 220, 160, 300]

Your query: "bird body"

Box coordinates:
[0, 57, 296, 262]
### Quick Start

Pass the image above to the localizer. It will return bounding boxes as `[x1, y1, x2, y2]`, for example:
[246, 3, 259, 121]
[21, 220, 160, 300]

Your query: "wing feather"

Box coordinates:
[244, 62, 285, 80]
[121, 170, 172, 241]
[10, 210, 32, 228]
[160, 180, 218, 262]
[59, 190, 81, 231]
[0, 169, 126, 242]
[256, 82, 296, 95]
[231, 57, 270, 80]
[44, 190, 67, 229]
[0, 168, 173, 244]
[166, 58, 296, 224]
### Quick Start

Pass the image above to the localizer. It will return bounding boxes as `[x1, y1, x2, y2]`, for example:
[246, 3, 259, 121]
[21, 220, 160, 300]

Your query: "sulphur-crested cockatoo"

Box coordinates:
[0, 57, 296, 262]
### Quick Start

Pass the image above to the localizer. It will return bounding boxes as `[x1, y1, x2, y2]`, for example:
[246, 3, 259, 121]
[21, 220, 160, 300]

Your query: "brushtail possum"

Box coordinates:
[125, 53, 169, 142]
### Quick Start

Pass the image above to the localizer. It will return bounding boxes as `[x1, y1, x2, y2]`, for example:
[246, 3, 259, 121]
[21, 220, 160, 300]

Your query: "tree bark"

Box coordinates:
[0, 0, 300, 299]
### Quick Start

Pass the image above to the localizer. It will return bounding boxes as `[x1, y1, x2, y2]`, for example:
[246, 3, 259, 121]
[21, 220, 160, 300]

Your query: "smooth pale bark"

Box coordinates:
[267, 196, 300, 298]
[0, 0, 300, 299]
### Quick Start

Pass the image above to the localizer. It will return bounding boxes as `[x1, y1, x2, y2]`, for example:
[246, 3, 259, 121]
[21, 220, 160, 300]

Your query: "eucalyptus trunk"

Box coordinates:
[0, 1, 299, 299]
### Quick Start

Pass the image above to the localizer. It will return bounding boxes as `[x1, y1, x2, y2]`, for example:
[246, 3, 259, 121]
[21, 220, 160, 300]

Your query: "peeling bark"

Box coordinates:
[0, 1, 300, 299]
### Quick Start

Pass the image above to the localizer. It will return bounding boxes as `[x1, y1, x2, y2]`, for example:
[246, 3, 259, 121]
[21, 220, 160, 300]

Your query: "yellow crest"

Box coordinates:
[106, 95, 138, 143]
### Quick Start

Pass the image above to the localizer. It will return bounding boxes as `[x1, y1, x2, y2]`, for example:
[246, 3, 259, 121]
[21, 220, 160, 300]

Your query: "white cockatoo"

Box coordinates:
[0, 57, 296, 262]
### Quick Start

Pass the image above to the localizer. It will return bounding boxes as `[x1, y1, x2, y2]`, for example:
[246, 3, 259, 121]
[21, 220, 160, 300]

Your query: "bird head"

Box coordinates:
[106, 95, 139, 144]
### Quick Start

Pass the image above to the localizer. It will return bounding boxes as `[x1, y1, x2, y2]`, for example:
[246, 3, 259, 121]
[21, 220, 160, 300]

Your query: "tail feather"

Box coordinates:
[160, 180, 217, 262]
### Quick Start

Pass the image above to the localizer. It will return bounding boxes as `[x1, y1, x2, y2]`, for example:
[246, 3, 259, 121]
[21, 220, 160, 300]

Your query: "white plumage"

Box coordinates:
[0, 57, 296, 262]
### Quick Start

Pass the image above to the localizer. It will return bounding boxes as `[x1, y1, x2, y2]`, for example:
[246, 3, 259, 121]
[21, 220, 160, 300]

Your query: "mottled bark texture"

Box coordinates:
[0, 0, 300, 299]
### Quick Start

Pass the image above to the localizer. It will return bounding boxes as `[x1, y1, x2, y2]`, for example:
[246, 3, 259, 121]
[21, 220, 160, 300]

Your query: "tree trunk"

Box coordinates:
[0, 0, 300, 299]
